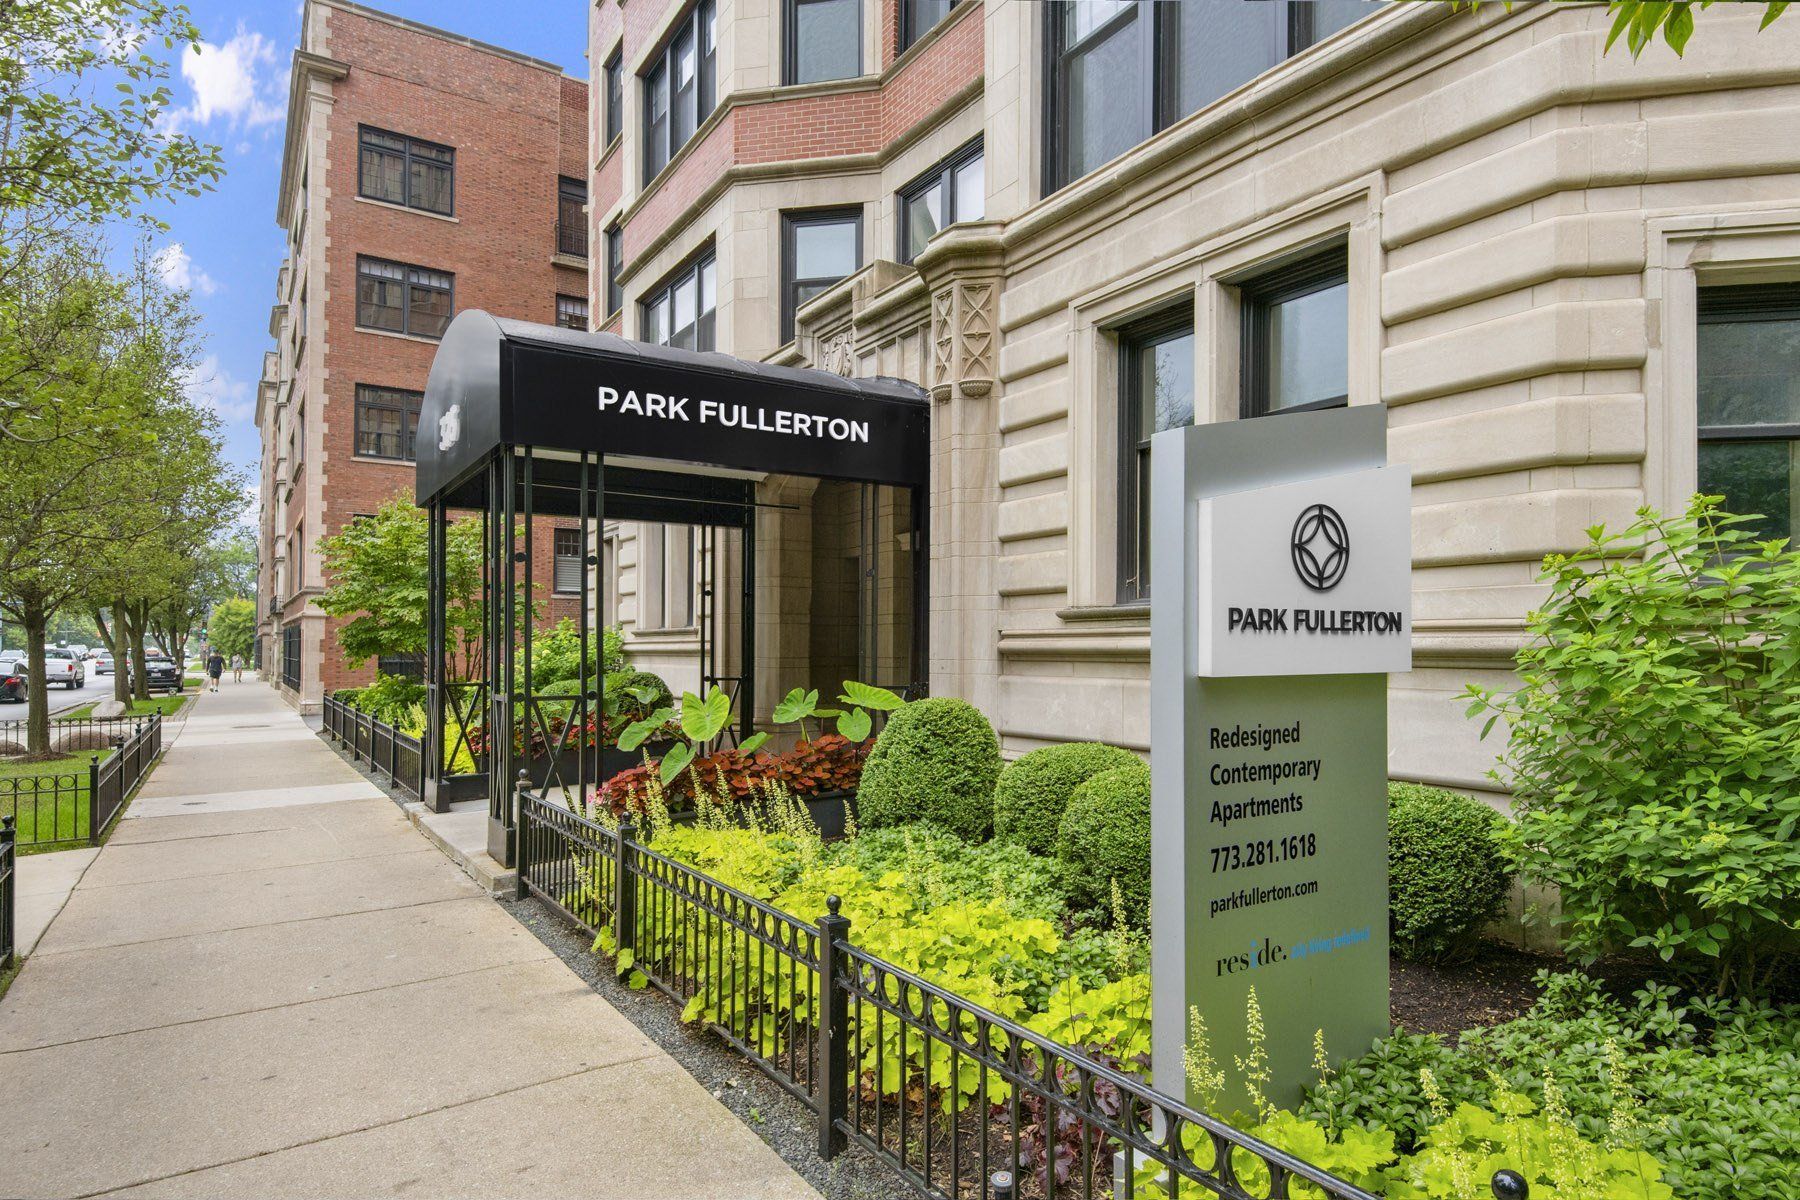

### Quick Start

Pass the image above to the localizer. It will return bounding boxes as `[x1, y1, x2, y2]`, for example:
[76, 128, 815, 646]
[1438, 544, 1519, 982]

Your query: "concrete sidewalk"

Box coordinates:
[0, 677, 818, 1200]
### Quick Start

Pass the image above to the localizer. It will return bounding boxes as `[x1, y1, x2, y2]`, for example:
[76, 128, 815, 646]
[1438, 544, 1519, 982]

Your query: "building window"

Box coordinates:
[782, 208, 862, 341]
[1043, 1, 1377, 193]
[356, 256, 453, 339]
[557, 176, 588, 258]
[642, 248, 717, 350]
[555, 294, 589, 330]
[604, 46, 623, 145]
[899, 140, 983, 263]
[354, 385, 423, 460]
[605, 225, 624, 317]
[1698, 283, 1800, 542]
[786, 0, 861, 85]
[357, 126, 454, 215]
[643, 0, 717, 183]
[1118, 308, 1195, 602]
[553, 528, 583, 595]
[1240, 246, 1349, 419]
[900, 0, 953, 53]
[280, 623, 301, 691]
[377, 654, 424, 680]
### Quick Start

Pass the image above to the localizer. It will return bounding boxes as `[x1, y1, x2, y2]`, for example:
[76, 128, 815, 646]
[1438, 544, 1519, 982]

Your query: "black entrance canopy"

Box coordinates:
[416, 312, 930, 508]
[414, 311, 931, 867]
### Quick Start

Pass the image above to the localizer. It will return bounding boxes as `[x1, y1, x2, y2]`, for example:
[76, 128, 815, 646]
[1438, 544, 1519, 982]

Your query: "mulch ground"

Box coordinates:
[1389, 943, 1556, 1036]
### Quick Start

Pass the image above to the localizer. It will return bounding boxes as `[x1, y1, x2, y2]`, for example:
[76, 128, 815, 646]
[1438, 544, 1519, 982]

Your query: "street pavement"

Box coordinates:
[0, 676, 819, 1200]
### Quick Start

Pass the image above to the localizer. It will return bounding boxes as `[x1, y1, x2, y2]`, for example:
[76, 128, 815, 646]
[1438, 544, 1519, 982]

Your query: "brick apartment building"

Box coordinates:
[582, 0, 1800, 829]
[256, 0, 589, 711]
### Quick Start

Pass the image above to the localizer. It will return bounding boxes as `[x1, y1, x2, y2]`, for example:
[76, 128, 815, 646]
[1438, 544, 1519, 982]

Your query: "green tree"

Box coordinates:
[316, 495, 530, 683]
[0, 0, 223, 230]
[1450, 1, 1789, 58]
[207, 596, 255, 661]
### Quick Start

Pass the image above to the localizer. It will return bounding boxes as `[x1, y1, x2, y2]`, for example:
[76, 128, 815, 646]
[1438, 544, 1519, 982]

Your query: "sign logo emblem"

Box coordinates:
[1291, 503, 1349, 591]
[438, 404, 462, 452]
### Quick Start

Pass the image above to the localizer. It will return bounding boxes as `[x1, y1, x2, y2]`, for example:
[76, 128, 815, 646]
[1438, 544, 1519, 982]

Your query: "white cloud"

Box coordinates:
[168, 26, 285, 133]
[152, 243, 217, 296]
[183, 354, 256, 424]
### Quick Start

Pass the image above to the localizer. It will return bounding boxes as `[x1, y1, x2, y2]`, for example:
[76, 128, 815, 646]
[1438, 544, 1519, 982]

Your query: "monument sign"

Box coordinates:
[1150, 404, 1410, 1106]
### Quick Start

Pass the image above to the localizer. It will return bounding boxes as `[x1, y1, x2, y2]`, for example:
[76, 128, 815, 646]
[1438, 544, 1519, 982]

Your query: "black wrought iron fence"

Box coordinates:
[516, 790, 1377, 1200]
[322, 695, 423, 802]
[2, 815, 16, 970]
[0, 715, 161, 850]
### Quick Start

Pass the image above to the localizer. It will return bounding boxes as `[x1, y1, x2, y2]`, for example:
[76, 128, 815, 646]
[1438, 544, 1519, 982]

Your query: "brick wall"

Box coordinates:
[289, 4, 588, 698]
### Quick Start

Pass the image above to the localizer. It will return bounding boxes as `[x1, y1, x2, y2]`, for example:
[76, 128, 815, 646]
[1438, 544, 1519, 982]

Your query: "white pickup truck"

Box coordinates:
[41, 647, 86, 690]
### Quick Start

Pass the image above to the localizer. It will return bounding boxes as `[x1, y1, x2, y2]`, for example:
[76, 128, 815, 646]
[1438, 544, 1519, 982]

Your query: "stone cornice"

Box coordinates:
[275, 50, 347, 229]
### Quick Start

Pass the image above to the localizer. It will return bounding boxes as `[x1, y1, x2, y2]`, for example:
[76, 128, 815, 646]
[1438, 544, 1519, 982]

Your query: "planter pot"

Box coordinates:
[661, 789, 857, 837]
[518, 742, 675, 788]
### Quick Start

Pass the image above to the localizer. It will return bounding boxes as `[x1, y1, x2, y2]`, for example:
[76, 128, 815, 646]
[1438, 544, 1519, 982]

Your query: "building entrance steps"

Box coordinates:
[0, 676, 819, 1199]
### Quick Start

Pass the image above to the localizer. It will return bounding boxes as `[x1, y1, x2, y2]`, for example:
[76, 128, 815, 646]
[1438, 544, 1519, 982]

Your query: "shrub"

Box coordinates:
[607, 669, 671, 713]
[1304, 971, 1799, 1199]
[830, 822, 1068, 925]
[855, 697, 1000, 840]
[601, 623, 626, 672]
[1387, 782, 1513, 962]
[1054, 762, 1152, 925]
[1465, 497, 1800, 995]
[345, 673, 426, 725]
[993, 742, 1142, 856]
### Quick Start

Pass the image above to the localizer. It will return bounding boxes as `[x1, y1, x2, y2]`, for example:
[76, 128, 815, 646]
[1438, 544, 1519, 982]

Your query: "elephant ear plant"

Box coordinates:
[771, 679, 904, 744]
[616, 684, 765, 789]
[617, 679, 902, 793]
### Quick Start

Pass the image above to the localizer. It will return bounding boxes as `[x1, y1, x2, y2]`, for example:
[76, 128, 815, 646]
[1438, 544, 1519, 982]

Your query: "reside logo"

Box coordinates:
[1215, 937, 1288, 976]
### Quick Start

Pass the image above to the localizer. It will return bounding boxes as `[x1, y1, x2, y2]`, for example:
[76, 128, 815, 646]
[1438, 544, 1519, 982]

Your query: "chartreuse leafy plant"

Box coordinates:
[1305, 971, 1800, 1199]
[1465, 498, 1800, 996]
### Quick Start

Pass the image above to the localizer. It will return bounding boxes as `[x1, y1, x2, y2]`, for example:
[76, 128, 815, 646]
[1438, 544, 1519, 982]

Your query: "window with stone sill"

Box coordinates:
[353, 385, 422, 461]
[782, 208, 862, 342]
[643, 0, 717, 183]
[1117, 305, 1195, 603]
[1239, 245, 1349, 419]
[899, 139, 983, 264]
[642, 248, 716, 351]
[555, 293, 589, 331]
[1697, 282, 1800, 543]
[1042, 0, 1378, 194]
[553, 528, 583, 595]
[356, 256, 453, 340]
[357, 126, 454, 216]
[901, 0, 954, 54]
[786, 0, 861, 85]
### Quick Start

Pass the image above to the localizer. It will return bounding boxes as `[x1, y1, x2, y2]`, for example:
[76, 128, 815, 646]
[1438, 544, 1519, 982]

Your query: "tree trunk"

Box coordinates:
[122, 603, 151, 703]
[93, 607, 129, 703]
[22, 597, 50, 758]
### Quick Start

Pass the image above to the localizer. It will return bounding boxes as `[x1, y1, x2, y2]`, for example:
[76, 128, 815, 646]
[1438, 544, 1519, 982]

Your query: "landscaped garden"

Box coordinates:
[337, 497, 1799, 1197]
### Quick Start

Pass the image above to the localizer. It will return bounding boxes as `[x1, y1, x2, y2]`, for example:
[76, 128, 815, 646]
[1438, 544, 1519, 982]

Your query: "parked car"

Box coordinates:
[87, 650, 115, 674]
[129, 655, 181, 693]
[0, 658, 24, 703]
[62, 643, 89, 659]
[42, 647, 85, 689]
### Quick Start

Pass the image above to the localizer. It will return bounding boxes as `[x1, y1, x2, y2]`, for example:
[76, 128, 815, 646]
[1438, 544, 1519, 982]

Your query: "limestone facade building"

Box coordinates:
[583, 0, 1800, 794]
[256, 0, 588, 710]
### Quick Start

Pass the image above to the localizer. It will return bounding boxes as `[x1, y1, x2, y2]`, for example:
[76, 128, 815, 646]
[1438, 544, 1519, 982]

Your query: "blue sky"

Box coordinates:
[139, 0, 588, 479]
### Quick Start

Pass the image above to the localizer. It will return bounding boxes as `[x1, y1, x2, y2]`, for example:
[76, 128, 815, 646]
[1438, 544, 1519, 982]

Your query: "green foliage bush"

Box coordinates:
[342, 673, 426, 725]
[1303, 971, 1799, 1198]
[993, 742, 1142, 855]
[1387, 782, 1514, 962]
[1055, 762, 1152, 925]
[855, 697, 1001, 840]
[1466, 498, 1800, 995]
[606, 670, 671, 719]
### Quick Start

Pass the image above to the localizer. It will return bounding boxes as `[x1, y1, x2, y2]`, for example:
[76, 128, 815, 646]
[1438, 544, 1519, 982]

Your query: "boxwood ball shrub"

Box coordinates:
[993, 741, 1142, 855]
[1055, 762, 1152, 925]
[1387, 782, 1513, 962]
[855, 697, 1001, 840]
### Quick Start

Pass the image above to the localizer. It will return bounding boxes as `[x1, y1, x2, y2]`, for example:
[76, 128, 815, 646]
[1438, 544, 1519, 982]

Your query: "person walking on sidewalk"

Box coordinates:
[206, 649, 225, 693]
[230, 653, 244, 683]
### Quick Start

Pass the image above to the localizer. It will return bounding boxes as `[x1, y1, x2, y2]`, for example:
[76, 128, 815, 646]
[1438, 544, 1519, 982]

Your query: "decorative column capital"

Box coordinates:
[916, 223, 1005, 405]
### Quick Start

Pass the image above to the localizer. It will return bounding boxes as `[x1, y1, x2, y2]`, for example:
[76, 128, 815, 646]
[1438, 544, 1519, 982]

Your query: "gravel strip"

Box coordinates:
[500, 894, 911, 1200]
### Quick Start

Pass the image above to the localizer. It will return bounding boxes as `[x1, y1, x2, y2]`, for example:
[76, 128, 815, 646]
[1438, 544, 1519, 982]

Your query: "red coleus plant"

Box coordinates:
[597, 732, 870, 818]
